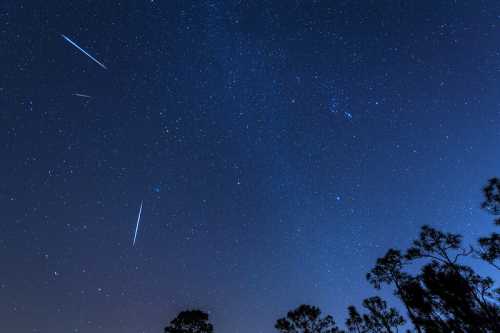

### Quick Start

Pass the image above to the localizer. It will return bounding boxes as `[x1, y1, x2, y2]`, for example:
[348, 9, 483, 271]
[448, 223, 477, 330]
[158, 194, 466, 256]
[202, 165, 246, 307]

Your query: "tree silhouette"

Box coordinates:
[478, 233, 500, 269]
[361, 297, 405, 333]
[421, 262, 498, 332]
[481, 178, 500, 215]
[345, 297, 404, 333]
[367, 224, 500, 332]
[164, 310, 214, 333]
[366, 249, 422, 333]
[404, 225, 472, 265]
[161, 179, 500, 333]
[275, 304, 341, 333]
[345, 306, 365, 333]
[396, 276, 451, 332]
[366, 249, 407, 290]
[478, 178, 500, 270]
[404, 225, 500, 331]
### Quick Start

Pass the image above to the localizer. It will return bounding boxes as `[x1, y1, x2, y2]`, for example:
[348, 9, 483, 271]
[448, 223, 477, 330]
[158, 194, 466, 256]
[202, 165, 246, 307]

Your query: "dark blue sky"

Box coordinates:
[1, 1, 499, 332]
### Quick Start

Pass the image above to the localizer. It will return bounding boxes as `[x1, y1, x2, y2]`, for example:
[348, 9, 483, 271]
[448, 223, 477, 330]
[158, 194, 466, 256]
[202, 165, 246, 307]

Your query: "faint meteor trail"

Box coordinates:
[73, 93, 92, 99]
[61, 34, 107, 70]
[132, 201, 143, 247]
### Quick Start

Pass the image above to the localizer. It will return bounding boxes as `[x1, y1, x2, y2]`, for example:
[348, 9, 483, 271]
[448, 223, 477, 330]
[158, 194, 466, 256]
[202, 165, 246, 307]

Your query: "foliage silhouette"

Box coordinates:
[164, 179, 500, 333]
[481, 178, 500, 215]
[366, 249, 422, 333]
[404, 225, 469, 264]
[478, 178, 500, 270]
[275, 304, 341, 333]
[164, 310, 214, 333]
[345, 306, 364, 333]
[478, 233, 500, 269]
[279, 180, 500, 332]
[345, 297, 405, 333]
[401, 225, 500, 332]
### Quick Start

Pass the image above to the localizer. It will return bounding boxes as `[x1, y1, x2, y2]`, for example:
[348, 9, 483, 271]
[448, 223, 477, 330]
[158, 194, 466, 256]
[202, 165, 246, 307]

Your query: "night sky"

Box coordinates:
[2, 1, 500, 332]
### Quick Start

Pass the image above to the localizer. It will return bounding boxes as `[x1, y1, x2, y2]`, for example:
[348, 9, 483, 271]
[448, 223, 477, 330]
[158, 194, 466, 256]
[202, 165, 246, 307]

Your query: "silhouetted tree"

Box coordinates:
[481, 178, 500, 216]
[405, 225, 472, 266]
[366, 250, 407, 290]
[346, 306, 365, 333]
[404, 225, 500, 332]
[368, 224, 500, 332]
[164, 310, 214, 333]
[478, 233, 500, 269]
[478, 178, 500, 270]
[366, 249, 422, 333]
[361, 297, 405, 333]
[275, 304, 341, 333]
[345, 297, 405, 333]
[163, 181, 500, 333]
[419, 262, 498, 332]
[396, 277, 451, 332]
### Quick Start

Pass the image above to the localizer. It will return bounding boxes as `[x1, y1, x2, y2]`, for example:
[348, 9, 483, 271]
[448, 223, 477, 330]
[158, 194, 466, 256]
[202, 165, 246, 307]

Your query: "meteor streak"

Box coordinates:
[61, 34, 107, 70]
[73, 93, 92, 99]
[132, 201, 143, 247]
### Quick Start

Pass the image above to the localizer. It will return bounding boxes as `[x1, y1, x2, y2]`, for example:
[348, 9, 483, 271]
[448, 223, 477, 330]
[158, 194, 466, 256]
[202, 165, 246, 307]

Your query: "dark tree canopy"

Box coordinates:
[345, 297, 404, 333]
[163, 179, 500, 333]
[419, 262, 497, 332]
[478, 233, 500, 269]
[401, 225, 500, 332]
[361, 297, 405, 333]
[481, 178, 500, 216]
[275, 304, 341, 333]
[404, 225, 470, 265]
[345, 306, 364, 333]
[366, 249, 423, 333]
[282, 181, 500, 332]
[478, 178, 500, 269]
[366, 249, 408, 290]
[396, 276, 451, 332]
[164, 310, 214, 333]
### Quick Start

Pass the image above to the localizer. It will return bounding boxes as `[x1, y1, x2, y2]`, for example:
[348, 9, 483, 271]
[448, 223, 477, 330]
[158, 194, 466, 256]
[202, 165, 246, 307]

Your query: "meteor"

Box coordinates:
[61, 34, 107, 70]
[132, 201, 143, 247]
[73, 93, 92, 99]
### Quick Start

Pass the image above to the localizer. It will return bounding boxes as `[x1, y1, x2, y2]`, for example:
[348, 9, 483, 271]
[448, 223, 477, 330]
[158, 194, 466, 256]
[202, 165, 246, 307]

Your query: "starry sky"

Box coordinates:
[1, 1, 500, 332]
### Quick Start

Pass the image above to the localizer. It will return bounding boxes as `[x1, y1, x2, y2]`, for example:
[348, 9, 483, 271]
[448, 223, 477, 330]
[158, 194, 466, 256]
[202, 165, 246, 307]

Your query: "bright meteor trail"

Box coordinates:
[132, 201, 143, 247]
[73, 93, 92, 99]
[61, 34, 107, 70]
